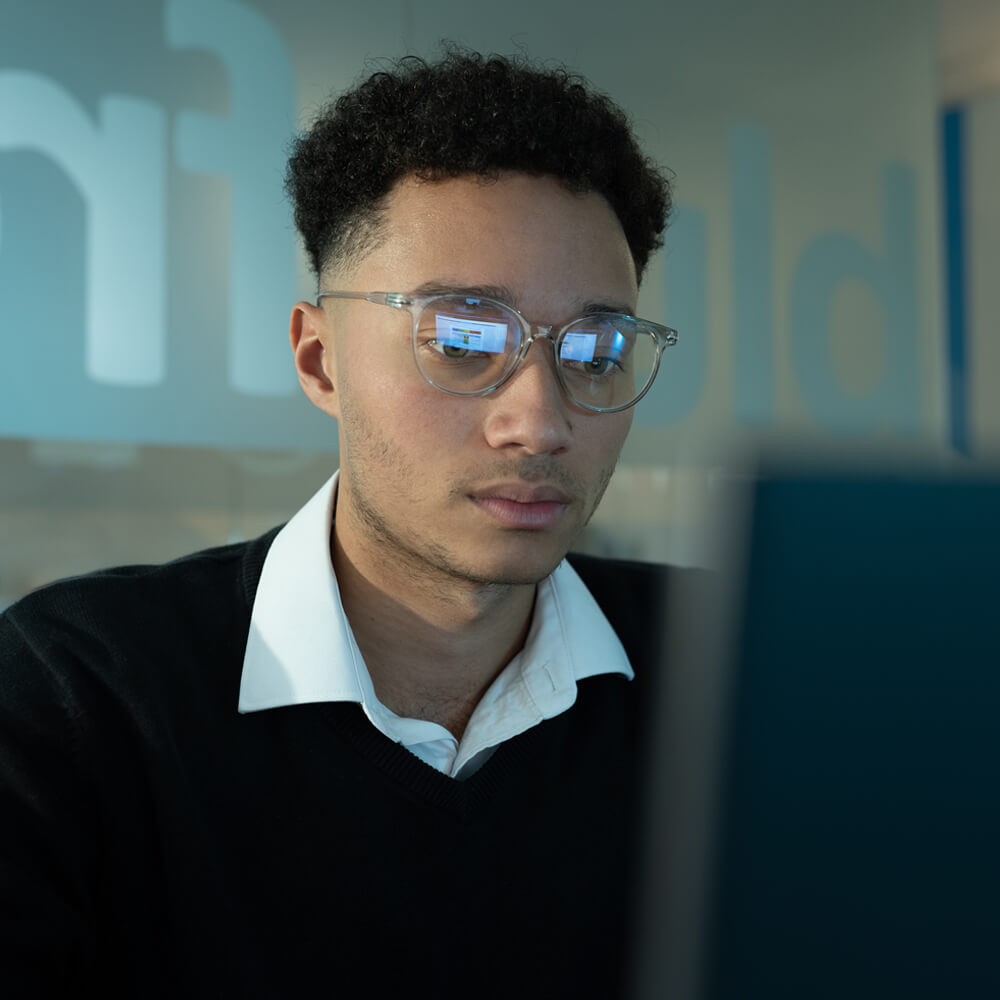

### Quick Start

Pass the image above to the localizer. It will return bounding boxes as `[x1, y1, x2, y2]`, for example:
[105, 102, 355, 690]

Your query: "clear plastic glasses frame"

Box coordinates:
[316, 290, 678, 413]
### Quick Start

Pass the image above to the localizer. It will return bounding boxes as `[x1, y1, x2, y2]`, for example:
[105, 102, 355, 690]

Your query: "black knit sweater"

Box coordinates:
[0, 530, 677, 998]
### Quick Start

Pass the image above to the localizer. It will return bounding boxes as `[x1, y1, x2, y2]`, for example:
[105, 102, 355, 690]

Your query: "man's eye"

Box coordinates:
[426, 340, 488, 360]
[563, 355, 623, 378]
[585, 357, 621, 376]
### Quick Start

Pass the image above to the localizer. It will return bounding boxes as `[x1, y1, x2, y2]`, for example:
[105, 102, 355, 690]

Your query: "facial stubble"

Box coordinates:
[334, 393, 621, 591]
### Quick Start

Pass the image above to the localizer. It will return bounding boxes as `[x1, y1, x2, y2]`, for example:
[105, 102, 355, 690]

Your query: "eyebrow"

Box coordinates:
[408, 281, 635, 317]
[409, 280, 517, 302]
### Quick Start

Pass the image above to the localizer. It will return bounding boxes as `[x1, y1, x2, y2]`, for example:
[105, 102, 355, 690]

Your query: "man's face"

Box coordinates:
[304, 172, 638, 587]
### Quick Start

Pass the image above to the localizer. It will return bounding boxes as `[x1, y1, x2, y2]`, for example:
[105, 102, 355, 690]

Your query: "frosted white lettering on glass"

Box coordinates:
[0, 0, 296, 396]
[166, 0, 297, 397]
[0, 71, 167, 385]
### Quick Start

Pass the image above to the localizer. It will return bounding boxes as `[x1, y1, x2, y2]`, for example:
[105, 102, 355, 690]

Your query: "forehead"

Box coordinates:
[350, 172, 638, 314]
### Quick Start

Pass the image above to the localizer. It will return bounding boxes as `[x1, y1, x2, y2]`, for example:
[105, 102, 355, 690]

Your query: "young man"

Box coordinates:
[1, 52, 683, 996]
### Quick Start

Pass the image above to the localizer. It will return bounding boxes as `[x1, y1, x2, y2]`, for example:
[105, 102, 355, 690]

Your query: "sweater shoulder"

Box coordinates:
[0, 527, 280, 668]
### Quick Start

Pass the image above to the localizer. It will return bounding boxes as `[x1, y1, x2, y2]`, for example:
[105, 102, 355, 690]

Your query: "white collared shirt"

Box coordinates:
[238, 474, 633, 779]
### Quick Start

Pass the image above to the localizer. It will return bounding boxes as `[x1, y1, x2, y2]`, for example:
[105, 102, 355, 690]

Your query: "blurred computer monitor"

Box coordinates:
[630, 460, 1000, 999]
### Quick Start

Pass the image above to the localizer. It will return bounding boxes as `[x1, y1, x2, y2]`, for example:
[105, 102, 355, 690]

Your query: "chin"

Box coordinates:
[459, 545, 569, 587]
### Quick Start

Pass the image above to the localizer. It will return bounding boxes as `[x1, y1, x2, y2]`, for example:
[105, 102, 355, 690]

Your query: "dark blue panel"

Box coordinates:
[943, 107, 970, 455]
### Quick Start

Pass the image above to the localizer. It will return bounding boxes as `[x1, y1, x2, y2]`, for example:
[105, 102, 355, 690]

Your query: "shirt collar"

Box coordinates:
[238, 473, 633, 718]
[238, 473, 363, 712]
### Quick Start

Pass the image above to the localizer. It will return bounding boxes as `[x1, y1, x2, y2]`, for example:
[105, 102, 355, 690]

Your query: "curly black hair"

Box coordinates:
[286, 50, 672, 284]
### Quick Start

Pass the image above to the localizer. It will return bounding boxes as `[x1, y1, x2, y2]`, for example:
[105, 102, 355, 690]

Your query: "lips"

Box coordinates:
[471, 483, 571, 505]
[469, 483, 571, 528]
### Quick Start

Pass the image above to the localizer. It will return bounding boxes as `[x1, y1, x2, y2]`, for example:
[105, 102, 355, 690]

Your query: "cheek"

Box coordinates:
[344, 373, 472, 461]
[336, 338, 418, 422]
[588, 412, 633, 464]
[333, 323, 412, 397]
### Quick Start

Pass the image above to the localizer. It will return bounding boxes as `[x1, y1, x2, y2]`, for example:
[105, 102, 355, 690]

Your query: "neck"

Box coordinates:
[331, 522, 537, 740]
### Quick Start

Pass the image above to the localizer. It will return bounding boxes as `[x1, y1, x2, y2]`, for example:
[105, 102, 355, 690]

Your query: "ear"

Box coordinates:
[290, 301, 340, 419]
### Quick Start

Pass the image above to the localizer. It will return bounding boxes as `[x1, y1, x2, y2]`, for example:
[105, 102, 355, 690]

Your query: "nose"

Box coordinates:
[481, 336, 572, 455]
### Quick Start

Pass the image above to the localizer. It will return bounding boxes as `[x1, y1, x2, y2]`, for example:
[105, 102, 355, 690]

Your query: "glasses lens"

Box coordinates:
[414, 296, 521, 393]
[558, 315, 659, 410]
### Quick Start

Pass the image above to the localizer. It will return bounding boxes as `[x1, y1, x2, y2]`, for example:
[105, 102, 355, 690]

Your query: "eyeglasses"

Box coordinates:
[316, 290, 678, 413]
